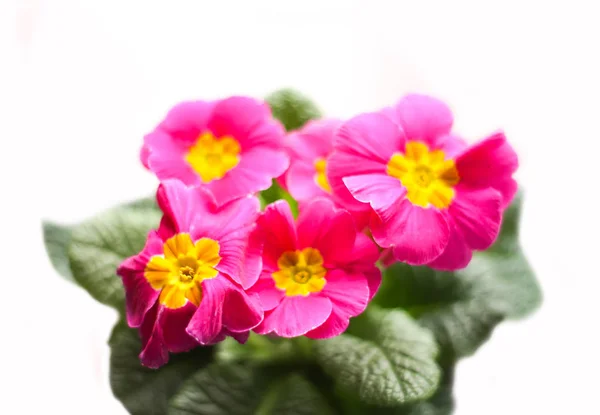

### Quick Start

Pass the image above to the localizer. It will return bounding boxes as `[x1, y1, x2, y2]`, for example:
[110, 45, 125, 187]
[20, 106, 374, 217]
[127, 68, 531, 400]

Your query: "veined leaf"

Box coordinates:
[314, 309, 441, 407]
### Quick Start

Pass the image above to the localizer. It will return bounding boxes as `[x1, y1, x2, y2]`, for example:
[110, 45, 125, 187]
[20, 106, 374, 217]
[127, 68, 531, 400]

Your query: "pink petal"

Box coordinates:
[342, 173, 405, 216]
[306, 269, 369, 339]
[492, 177, 518, 209]
[326, 150, 372, 212]
[257, 201, 298, 271]
[436, 134, 468, 158]
[222, 288, 264, 333]
[138, 303, 199, 368]
[427, 220, 472, 271]
[207, 146, 289, 206]
[391, 94, 454, 147]
[186, 277, 228, 345]
[157, 100, 216, 145]
[286, 119, 340, 161]
[344, 233, 382, 301]
[371, 200, 450, 265]
[139, 305, 169, 368]
[328, 112, 405, 211]
[249, 271, 285, 311]
[207, 96, 285, 150]
[455, 131, 518, 207]
[156, 180, 214, 237]
[160, 302, 199, 353]
[450, 186, 502, 250]
[195, 196, 261, 289]
[286, 161, 328, 202]
[145, 130, 199, 186]
[140, 143, 151, 169]
[297, 198, 356, 266]
[117, 231, 163, 328]
[255, 295, 332, 338]
[214, 329, 250, 344]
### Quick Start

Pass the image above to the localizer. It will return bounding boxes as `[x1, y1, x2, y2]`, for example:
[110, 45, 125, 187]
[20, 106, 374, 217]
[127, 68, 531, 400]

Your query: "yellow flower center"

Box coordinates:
[144, 233, 221, 309]
[185, 132, 241, 183]
[273, 247, 327, 296]
[314, 158, 332, 193]
[387, 141, 460, 209]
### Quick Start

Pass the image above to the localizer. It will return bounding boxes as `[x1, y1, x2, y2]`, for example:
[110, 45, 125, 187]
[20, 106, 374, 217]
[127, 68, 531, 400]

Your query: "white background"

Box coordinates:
[2, 0, 599, 413]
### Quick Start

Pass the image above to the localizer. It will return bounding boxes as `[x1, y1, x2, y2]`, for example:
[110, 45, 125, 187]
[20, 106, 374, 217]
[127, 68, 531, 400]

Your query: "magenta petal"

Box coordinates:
[140, 144, 151, 169]
[250, 272, 285, 311]
[286, 162, 327, 202]
[256, 296, 332, 338]
[258, 201, 298, 271]
[335, 112, 405, 163]
[392, 94, 454, 146]
[286, 119, 339, 161]
[222, 289, 264, 333]
[306, 270, 369, 339]
[450, 187, 502, 250]
[343, 173, 405, 214]
[160, 302, 198, 353]
[228, 329, 250, 344]
[118, 231, 163, 328]
[208, 96, 284, 149]
[208, 147, 289, 206]
[344, 233, 382, 301]
[492, 177, 518, 209]
[186, 277, 228, 345]
[373, 200, 450, 265]
[427, 220, 472, 271]
[156, 180, 214, 236]
[436, 134, 468, 158]
[158, 100, 216, 145]
[139, 304, 168, 368]
[145, 130, 199, 186]
[297, 198, 356, 266]
[328, 112, 405, 211]
[197, 196, 261, 289]
[455, 131, 518, 206]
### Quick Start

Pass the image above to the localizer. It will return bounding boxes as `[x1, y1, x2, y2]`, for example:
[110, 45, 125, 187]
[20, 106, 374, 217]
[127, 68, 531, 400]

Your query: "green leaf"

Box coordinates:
[42, 221, 74, 282]
[377, 263, 503, 362]
[265, 88, 322, 132]
[363, 366, 455, 415]
[375, 191, 542, 361]
[67, 201, 161, 310]
[314, 309, 441, 407]
[168, 363, 335, 415]
[259, 180, 299, 217]
[466, 191, 542, 319]
[109, 322, 213, 415]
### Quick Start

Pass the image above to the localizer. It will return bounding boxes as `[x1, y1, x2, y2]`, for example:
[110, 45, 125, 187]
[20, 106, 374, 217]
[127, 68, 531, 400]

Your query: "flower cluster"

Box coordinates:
[119, 94, 517, 367]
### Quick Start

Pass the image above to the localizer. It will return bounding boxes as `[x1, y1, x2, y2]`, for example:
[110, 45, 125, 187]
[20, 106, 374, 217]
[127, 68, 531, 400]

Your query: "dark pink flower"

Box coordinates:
[117, 180, 263, 368]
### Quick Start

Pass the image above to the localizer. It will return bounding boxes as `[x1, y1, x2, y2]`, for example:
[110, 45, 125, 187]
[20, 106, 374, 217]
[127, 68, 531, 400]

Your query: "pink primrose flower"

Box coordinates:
[327, 94, 518, 270]
[141, 96, 289, 206]
[249, 198, 381, 338]
[117, 180, 263, 368]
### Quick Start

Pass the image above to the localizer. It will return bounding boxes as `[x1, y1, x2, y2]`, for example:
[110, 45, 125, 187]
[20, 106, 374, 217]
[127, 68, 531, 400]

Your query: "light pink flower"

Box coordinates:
[117, 180, 263, 368]
[141, 97, 289, 206]
[328, 94, 518, 270]
[249, 198, 381, 338]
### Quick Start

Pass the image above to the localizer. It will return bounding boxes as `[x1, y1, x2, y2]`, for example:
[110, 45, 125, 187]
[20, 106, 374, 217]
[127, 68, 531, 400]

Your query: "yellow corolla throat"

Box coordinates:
[144, 233, 221, 309]
[185, 132, 241, 183]
[314, 157, 332, 193]
[273, 247, 327, 296]
[387, 141, 460, 209]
